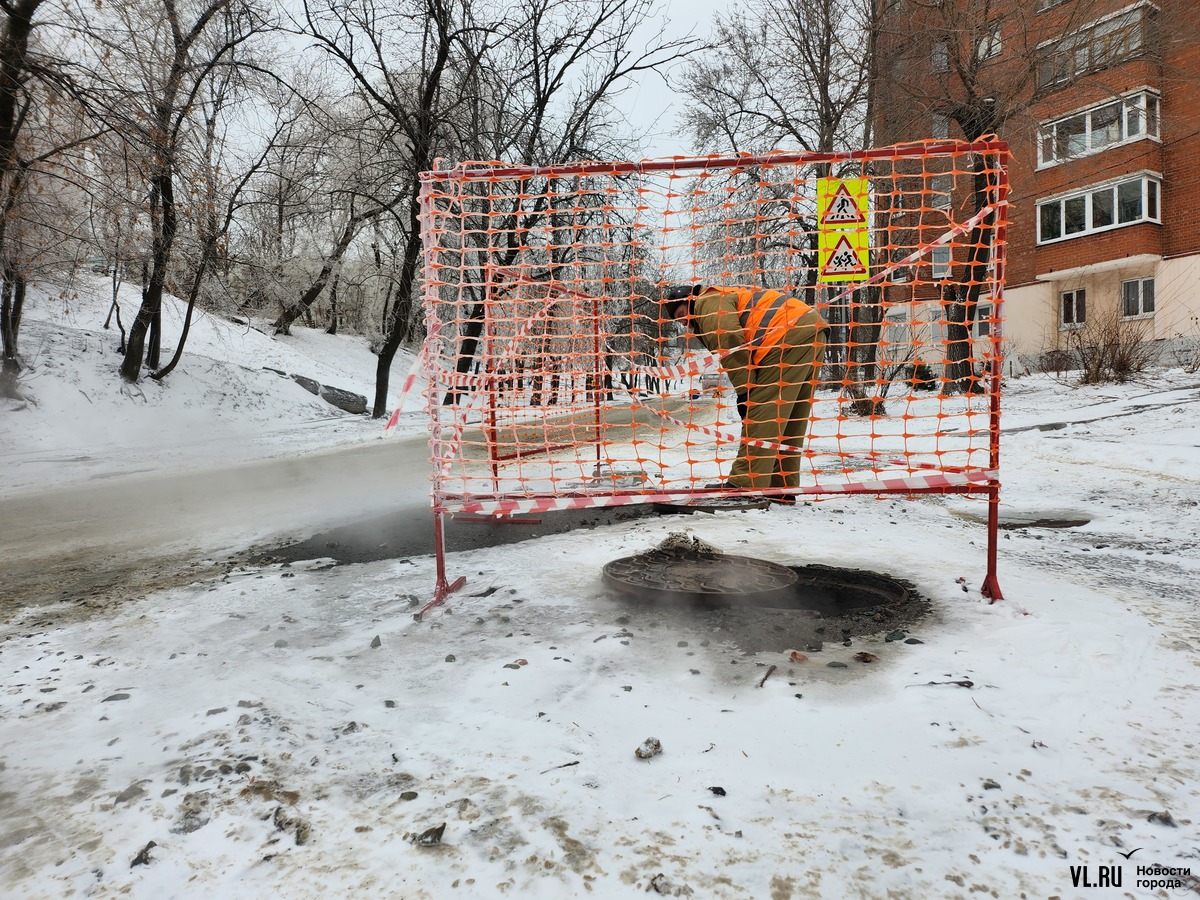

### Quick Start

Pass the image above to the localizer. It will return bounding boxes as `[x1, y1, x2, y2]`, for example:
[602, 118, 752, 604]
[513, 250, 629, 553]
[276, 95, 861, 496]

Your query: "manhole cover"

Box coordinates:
[603, 551, 910, 616]
[603, 549, 797, 606]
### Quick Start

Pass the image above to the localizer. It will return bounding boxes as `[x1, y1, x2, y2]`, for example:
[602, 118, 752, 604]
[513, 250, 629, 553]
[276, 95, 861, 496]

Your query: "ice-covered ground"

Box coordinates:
[2, 280, 1199, 898]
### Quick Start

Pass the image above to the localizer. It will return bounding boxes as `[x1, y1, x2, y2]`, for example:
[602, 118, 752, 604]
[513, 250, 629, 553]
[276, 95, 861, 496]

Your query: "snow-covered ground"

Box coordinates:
[2, 281, 1200, 898]
[0, 277, 425, 498]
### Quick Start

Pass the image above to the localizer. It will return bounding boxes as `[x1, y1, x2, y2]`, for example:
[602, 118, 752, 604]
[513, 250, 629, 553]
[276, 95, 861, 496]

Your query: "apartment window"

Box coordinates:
[1036, 5, 1158, 92]
[1037, 174, 1160, 244]
[885, 0, 902, 11]
[931, 246, 952, 280]
[888, 246, 911, 282]
[1121, 277, 1155, 318]
[884, 321, 908, 348]
[930, 173, 953, 208]
[932, 113, 950, 140]
[1037, 0, 1068, 9]
[932, 40, 949, 73]
[1060, 289, 1086, 328]
[975, 303, 993, 338]
[1038, 91, 1160, 166]
[976, 22, 1002, 61]
[929, 319, 944, 347]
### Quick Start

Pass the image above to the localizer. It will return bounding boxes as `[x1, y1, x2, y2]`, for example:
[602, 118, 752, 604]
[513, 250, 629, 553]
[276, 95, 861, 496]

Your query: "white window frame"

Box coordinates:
[1035, 2, 1158, 92]
[931, 113, 950, 140]
[930, 173, 953, 209]
[1036, 172, 1161, 245]
[1060, 288, 1086, 329]
[975, 21, 1002, 61]
[931, 246, 952, 280]
[932, 40, 949, 73]
[975, 303, 993, 338]
[1038, 89, 1160, 168]
[1121, 277, 1155, 319]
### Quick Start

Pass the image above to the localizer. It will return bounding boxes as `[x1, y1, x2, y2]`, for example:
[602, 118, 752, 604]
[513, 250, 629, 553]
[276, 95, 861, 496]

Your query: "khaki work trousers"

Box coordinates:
[727, 308, 827, 491]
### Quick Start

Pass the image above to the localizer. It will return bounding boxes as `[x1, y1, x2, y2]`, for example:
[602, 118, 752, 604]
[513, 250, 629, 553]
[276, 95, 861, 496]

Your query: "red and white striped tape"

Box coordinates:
[383, 328, 492, 436]
[383, 324, 443, 434]
[441, 468, 998, 516]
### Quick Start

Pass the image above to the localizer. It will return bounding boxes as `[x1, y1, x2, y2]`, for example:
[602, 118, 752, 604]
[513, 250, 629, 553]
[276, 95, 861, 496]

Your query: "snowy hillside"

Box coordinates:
[1, 277, 423, 497]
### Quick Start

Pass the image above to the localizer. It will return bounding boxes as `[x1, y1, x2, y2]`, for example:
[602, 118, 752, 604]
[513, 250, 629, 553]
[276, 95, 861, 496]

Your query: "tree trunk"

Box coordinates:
[121, 171, 175, 382]
[274, 209, 378, 335]
[845, 286, 886, 417]
[379, 280, 394, 336]
[146, 306, 161, 369]
[103, 268, 127, 350]
[371, 198, 423, 418]
[443, 298, 484, 406]
[0, 2, 42, 393]
[942, 284, 972, 390]
[944, 160, 997, 394]
[152, 240, 217, 380]
[0, 276, 19, 398]
[326, 273, 339, 335]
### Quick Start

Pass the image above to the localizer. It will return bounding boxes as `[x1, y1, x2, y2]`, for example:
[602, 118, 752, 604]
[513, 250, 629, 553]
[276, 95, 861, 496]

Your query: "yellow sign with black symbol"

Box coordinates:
[817, 178, 870, 283]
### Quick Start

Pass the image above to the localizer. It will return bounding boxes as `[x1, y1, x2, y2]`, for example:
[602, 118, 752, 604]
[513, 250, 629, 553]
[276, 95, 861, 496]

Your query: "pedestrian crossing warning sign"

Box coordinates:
[818, 178, 868, 226]
[817, 177, 870, 282]
[820, 232, 869, 281]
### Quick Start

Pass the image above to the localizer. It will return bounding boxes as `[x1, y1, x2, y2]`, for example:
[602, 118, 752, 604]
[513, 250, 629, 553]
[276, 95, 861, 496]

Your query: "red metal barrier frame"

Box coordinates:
[417, 140, 1009, 611]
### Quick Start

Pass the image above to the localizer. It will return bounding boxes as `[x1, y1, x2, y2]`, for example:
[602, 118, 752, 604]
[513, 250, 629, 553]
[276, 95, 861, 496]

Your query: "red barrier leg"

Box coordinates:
[981, 486, 1004, 602]
[417, 508, 465, 619]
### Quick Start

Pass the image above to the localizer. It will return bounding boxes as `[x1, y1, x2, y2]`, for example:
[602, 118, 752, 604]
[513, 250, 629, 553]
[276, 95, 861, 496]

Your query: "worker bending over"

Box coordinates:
[663, 284, 828, 503]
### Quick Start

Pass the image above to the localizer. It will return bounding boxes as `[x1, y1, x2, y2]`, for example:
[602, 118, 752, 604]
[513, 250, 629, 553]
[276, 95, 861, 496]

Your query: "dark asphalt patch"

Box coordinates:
[250, 504, 658, 567]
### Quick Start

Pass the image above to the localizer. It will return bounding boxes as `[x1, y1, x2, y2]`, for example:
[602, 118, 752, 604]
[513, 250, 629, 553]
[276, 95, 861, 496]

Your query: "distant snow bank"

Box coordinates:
[0, 277, 426, 497]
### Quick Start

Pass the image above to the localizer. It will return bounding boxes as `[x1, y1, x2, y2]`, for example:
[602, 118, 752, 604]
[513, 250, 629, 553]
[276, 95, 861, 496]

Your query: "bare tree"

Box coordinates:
[0, 0, 43, 397]
[680, 0, 882, 402]
[437, 0, 700, 406]
[262, 89, 410, 334]
[298, 0, 496, 416]
[77, 0, 273, 382]
[682, 0, 873, 155]
[873, 0, 1135, 391]
[0, 0, 89, 397]
[153, 64, 288, 379]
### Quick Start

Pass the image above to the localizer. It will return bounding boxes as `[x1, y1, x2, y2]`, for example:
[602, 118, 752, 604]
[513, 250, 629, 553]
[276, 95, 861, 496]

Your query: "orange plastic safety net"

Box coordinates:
[414, 140, 1009, 515]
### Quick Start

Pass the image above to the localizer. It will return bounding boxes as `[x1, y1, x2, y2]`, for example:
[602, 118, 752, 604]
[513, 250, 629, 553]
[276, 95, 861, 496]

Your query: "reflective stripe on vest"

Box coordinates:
[738, 289, 790, 349]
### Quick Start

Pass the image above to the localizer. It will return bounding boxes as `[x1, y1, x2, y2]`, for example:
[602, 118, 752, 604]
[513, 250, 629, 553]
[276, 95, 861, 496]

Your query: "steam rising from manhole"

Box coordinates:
[603, 532, 909, 615]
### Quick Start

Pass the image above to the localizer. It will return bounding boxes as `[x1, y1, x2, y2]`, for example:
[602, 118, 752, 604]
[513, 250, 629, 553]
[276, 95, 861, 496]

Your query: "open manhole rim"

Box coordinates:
[603, 552, 910, 612]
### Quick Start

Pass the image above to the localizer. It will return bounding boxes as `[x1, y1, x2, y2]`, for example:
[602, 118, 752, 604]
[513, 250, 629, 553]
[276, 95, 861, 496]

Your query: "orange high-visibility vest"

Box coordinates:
[730, 287, 814, 364]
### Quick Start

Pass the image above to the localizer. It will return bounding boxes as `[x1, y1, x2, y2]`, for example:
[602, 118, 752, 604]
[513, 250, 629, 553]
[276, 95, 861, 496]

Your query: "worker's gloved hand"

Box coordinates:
[736, 393, 748, 421]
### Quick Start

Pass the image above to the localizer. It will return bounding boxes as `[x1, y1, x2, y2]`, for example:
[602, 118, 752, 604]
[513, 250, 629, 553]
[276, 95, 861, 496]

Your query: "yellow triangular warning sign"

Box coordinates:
[820, 183, 867, 226]
[822, 234, 868, 277]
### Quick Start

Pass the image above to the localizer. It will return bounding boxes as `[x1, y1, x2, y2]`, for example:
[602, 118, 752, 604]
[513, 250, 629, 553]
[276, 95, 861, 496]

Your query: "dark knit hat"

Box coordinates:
[662, 283, 701, 316]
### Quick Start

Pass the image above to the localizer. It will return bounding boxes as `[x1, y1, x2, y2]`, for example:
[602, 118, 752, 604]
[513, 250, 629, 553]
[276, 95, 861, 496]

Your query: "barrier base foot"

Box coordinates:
[416, 575, 467, 620]
[981, 574, 1004, 603]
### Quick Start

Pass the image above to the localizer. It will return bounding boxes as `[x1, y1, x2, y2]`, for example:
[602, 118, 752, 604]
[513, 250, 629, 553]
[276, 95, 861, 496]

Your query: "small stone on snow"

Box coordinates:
[635, 737, 663, 760]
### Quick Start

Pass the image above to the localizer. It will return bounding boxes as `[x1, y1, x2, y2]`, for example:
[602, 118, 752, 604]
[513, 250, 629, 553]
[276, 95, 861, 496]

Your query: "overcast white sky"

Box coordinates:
[623, 0, 732, 160]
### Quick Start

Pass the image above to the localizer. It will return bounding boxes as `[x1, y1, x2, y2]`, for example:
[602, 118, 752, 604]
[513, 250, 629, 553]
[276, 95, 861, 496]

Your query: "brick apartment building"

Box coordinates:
[873, 0, 1200, 372]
